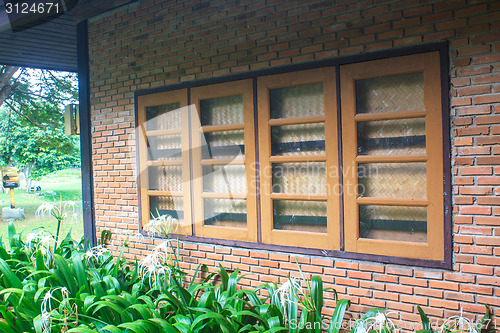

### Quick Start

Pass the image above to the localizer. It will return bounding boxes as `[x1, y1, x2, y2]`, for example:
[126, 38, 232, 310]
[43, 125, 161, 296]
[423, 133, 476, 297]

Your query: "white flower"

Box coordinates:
[23, 229, 55, 258]
[144, 214, 179, 237]
[440, 308, 477, 333]
[273, 277, 303, 322]
[85, 245, 108, 264]
[36, 202, 57, 219]
[40, 287, 77, 333]
[139, 241, 173, 289]
[374, 312, 386, 324]
[353, 310, 396, 333]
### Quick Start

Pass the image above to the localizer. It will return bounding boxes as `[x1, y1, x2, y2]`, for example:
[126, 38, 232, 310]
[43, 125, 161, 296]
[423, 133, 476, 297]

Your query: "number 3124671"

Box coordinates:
[5, 2, 61, 14]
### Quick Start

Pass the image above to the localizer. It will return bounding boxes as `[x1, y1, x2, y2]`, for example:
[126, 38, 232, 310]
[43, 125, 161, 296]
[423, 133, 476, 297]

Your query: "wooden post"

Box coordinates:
[10, 188, 15, 209]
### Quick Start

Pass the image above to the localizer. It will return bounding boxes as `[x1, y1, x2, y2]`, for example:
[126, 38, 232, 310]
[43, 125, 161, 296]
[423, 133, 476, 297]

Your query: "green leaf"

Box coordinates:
[53, 253, 78, 295]
[191, 312, 237, 333]
[7, 221, 16, 239]
[99, 325, 123, 333]
[0, 258, 23, 289]
[475, 304, 491, 332]
[310, 276, 324, 318]
[72, 254, 90, 293]
[148, 318, 177, 332]
[327, 299, 351, 333]
[417, 306, 432, 332]
[119, 320, 156, 333]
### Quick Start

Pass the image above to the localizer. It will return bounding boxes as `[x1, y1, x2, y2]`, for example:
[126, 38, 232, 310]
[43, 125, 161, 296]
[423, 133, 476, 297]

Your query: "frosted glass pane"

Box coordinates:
[146, 103, 181, 130]
[359, 205, 427, 243]
[272, 162, 326, 195]
[273, 200, 327, 233]
[270, 83, 324, 119]
[356, 73, 424, 114]
[147, 134, 182, 161]
[271, 123, 325, 156]
[200, 95, 244, 126]
[203, 165, 247, 194]
[358, 163, 426, 199]
[150, 196, 184, 222]
[203, 130, 245, 159]
[204, 198, 246, 228]
[148, 166, 183, 192]
[357, 118, 426, 155]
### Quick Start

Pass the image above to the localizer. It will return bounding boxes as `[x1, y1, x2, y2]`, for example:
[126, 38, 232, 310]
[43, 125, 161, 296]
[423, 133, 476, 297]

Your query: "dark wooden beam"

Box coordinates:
[77, 20, 96, 247]
[72, 0, 138, 23]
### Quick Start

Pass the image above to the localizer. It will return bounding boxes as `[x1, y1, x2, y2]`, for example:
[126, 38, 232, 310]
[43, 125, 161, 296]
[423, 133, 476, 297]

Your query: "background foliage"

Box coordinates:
[0, 65, 79, 190]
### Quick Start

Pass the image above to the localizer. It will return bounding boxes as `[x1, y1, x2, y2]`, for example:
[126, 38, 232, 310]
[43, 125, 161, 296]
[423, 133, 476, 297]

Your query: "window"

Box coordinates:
[257, 68, 340, 250]
[136, 50, 447, 262]
[340, 52, 444, 260]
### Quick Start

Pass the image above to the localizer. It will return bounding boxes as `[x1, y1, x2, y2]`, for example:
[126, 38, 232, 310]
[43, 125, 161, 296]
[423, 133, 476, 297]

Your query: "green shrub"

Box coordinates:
[0, 221, 492, 333]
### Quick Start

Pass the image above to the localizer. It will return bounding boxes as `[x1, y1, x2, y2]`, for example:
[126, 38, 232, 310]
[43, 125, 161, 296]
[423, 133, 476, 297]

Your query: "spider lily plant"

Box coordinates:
[36, 200, 80, 245]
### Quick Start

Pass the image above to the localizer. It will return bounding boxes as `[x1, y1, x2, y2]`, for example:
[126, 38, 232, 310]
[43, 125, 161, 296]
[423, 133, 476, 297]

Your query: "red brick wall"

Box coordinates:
[87, 0, 500, 329]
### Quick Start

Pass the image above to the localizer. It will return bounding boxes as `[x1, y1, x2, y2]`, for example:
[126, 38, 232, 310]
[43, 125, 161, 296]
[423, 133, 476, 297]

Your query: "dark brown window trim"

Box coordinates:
[134, 42, 452, 269]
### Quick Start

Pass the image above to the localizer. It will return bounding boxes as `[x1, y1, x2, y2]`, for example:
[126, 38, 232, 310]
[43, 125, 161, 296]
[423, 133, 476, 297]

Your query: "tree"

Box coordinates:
[0, 66, 79, 192]
[0, 65, 78, 128]
[0, 65, 20, 108]
[0, 107, 80, 192]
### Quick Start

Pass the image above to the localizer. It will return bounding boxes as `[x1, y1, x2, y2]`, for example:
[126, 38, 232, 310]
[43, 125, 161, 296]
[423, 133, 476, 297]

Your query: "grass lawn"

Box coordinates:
[0, 168, 83, 241]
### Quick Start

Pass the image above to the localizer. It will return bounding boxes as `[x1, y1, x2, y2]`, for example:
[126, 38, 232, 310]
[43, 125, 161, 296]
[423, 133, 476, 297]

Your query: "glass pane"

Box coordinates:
[146, 103, 181, 131]
[357, 118, 426, 155]
[203, 165, 247, 194]
[270, 83, 324, 119]
[356, 73, 424, 114]
[150, 196, 184, 223]
[359, 205, 427, 243]
[272, 162, 326, 195]
[200, 95, 244, 126]
[148, 166, 183, 192]
[273, 200, 327, 233]
[203, 130, 245, 159]
[204, 198, 246, 228]
[358, 163, 426, 199]
[147, 134, 182, 161]
[271, 123, 325, 156]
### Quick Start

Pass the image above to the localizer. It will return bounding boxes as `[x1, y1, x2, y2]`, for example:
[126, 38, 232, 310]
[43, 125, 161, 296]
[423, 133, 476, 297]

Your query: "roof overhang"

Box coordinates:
[0, 1, 78, 71]
[0, 0, 136, 72]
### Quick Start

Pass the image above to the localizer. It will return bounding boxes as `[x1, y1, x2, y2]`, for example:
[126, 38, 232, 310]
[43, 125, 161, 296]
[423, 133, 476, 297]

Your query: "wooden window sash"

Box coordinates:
[137, 89, 193, 235]
[190, 79, 258, 242]
[257, 68, 340, 250]
[341, 52, 444, 260]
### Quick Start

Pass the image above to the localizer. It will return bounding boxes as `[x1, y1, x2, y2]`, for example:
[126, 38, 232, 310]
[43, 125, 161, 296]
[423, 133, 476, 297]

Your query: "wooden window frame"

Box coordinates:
[190, 80, 258, 242]
[135, 44, 450, 267]
[340, 52, 444, 260]
[257, 68, 340, 250]
[137, 89, 193, 235]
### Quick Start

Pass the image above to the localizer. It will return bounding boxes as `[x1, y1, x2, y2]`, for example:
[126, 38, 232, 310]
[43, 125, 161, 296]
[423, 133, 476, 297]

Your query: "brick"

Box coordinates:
[461, 264, 494, 275]
[386, 267, 412, 276]
[428, 299, 459, 310]
[478, 136, 500, 145]
[460, 167, 493, 176]
[477, 115, 500, 125]
[453, 137, 473, 146]
[477, 156, 500, 165]
[415, 287, 443, 298]
[400, 295, 428, 306]
[459, 187, 493, 195]
[386, 284, 413, 295]
[458, 146, 491, 155]
[475, 237, 500, 246]
[477, 276, 500, 286]
[459, 206, 491, 215]
[444, 272, 475, 283]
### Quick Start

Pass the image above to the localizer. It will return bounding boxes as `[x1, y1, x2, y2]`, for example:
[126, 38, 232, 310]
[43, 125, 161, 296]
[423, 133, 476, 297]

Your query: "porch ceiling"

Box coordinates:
[0, 10, 77, 72]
